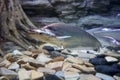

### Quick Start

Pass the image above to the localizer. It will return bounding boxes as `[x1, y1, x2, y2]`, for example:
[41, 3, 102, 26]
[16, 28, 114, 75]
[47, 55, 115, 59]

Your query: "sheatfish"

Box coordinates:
[29, 23, 101, 50]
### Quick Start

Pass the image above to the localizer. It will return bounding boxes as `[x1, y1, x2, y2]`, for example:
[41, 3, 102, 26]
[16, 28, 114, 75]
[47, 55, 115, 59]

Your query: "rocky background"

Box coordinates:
[20, 0, 120, 28]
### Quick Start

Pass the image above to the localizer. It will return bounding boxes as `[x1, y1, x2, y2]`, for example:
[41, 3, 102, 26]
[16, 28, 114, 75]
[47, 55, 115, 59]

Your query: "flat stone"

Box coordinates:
[96, 73, 115, 80]
[105, 56, 118, 62]
[61, 49, 72, 54]
[36, 53, 52, 64]
[22, 51, 33, 56]
[79, 74, 101, 80]
[0, 67, 17, 77]
[5, 53, 19, 62]
[13, 50, 23, 55]
[45, 61, 64, 71]
[0, 59, 11, 68]
[29, 59, 45, 68]
[43, 46, 55, 51]
[51, 56, 64, 62]
[21, 63, 36, 70]
[86, 75, 101, 80]
[113, 75, 120, 80]
[66, 57, 84, 65]
[37, 67, 56, 74]
[62, 62, 72, 71]
[72, 64, 95, 74]
[8, 62, 19, 70]
[55, 71, 64, 78]
[84, 61, 94, 67]
[95, 65, 120, 76]
[31, 70, 44, 80]
[18, 69, 31, 80]
[65, 67, 81, 73]
[64, 71, 80, 80]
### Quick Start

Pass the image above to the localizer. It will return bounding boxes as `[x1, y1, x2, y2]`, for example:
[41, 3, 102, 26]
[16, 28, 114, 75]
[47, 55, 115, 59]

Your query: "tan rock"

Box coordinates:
[84, 61, 94, 67]
[0, 59, 11, 68]
[66, 57, 84, 65]
[86, 74, 101, 80]
[18, 69, 31, 80]
[62, 62, 72, 71]
[5, 53, 18, 62]
[8, 62, 19, 70]
[64, 71, 80, 80]
[37, 67, 56, 74]
[17, 59, 27, 65]
[72, 64, 95, 74]
[51, 56, 64, 62]
[65, 67, 81, 73]
[30, 70, 44, 80]
[22, 51, 33, 56]
[29, 60, 44, 68]
[21, 63, 36, 70]
[45, 61, 64, 71]
[21, 55, 35, 62]
[36, 53, 52, 64]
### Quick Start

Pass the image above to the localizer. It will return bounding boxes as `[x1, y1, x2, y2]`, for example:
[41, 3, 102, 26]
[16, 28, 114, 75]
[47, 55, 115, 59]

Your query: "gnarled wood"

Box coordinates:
[0, 0, 39, 49]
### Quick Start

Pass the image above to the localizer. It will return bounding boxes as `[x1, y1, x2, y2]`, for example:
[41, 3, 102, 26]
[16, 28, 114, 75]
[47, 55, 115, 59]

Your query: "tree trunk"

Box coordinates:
[0, 0, 39, 49]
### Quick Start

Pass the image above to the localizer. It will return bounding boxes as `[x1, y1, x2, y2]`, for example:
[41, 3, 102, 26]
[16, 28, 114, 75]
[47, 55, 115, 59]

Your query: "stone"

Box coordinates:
[55, 71, 64, 78]
[105, 56, 118, 62]
[22, 51, 33, 56]
[0, 67, 17, 78]
[21, 63, 36, 70]
[65, 67, 81, 73]
[5, 53, 19, 62]
[66, 57, 84, 65]
[89, 57, 109, 65]
[51, 56, 64, 62]
[43, 46, 54, 51]
[45, 61, 64, 71]
[113, 76, 120, 80]
[72, 64, 95, 74]
[29, 59, 44, 68]
[8, 62, 19, 70]
[86, 75, 101, 80]
[36, 53, 52, 64]
[84, 61, 94, 67]
[61, 49, 72, 55]
[45, 74, 61, 80]
[37, 67, 56, 74]
[50, 51, 67, 58]
[62, 62, 72, 71]
[18, 69, 31, 80]
[0, 59, 11, 68]
[64, 71, 80, 80]
[79, 74, 101, 80]
[95, 65, 120, 76]
[31, 70, 44, 80]
[96, 73, 115, 80]
[21, 55, 35, 63]
[13, 50, 23, 55]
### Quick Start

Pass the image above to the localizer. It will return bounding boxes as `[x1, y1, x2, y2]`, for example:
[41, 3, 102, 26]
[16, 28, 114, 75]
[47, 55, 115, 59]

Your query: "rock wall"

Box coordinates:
[20, 0, 120, 28]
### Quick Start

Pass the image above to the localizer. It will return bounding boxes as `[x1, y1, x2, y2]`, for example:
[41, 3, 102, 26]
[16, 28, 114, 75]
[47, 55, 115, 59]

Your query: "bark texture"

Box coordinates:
[0, 0, 39, 49]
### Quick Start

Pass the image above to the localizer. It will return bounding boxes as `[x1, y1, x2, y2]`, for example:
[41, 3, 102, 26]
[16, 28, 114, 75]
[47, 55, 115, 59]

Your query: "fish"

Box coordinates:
[87, 28, 120, 50]
[30, 23, 101, 49]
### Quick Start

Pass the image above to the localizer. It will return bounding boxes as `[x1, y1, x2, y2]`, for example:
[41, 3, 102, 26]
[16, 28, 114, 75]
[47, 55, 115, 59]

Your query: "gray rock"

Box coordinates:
[96, 73, 115, 80]
[105, 56, 118, 62]
[0, 67, 17, 78]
